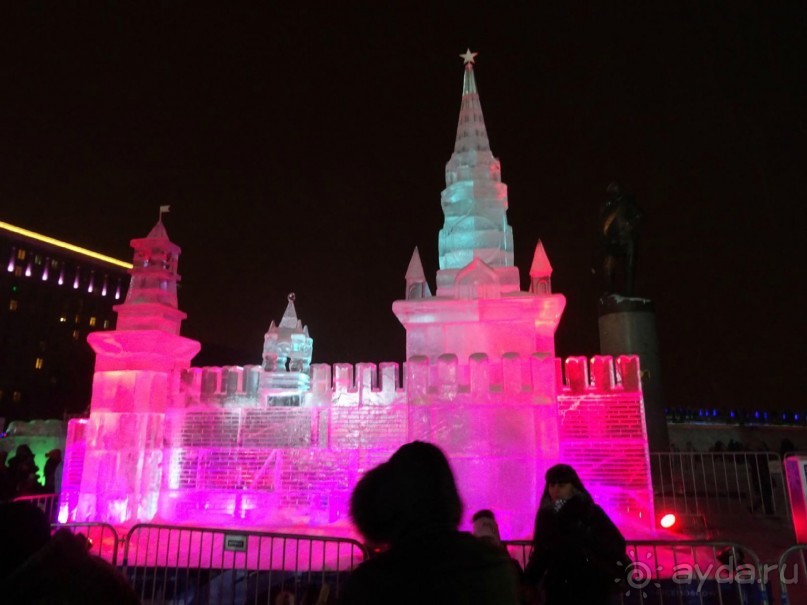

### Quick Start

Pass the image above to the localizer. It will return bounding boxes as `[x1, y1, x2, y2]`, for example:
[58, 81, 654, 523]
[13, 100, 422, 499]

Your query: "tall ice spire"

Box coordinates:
[454, 49, 490, 154]
[436, 50, 518, 295]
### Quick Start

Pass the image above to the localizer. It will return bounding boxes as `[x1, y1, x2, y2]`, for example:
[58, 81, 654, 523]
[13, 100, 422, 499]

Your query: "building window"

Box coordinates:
[16, 249, 26, 260]
[9, 299, 18, 311]
[103, 319, 110, 329]
[14, 266, 22, 277]
[35, 357, 44, 369]
[34, 255, 42, 265]
[89, 317, 96, 327]
[12, 391, 22, 403]
[74, 314, 80, 324]
[72, 330, 80, 340]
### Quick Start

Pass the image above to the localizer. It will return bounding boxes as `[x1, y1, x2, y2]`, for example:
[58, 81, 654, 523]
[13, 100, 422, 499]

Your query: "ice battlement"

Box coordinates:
[175, 353, 640, 407]
[557, 355, 642, 394]
[179, 365, 263, 402]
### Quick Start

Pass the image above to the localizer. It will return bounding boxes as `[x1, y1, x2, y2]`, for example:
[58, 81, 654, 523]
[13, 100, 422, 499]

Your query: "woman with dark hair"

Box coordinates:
[525, 464, 627, 605]
[340, 441, 519, 605]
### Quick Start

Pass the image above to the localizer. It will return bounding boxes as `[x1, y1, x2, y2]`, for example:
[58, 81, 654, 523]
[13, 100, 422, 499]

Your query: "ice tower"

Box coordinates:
[64, 218, 200, 523]
[437, 50, 517, 293]
[394, 52, 565, 363]
[392, 52, 566, 536]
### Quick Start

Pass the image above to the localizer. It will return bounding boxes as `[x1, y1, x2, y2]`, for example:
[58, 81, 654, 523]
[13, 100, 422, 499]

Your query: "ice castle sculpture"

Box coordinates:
[60, 54, 654, 538]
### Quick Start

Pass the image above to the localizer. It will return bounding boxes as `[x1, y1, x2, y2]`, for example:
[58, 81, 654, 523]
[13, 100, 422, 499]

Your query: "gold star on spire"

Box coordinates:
[460, 48, 478, 65]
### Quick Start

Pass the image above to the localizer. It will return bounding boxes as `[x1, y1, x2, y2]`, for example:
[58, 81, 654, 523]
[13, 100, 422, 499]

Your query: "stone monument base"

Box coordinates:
[598, 295, 669, 452]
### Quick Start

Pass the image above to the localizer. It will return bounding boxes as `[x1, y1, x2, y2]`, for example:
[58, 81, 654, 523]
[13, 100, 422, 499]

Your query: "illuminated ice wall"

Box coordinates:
[61, 55, 654, 538]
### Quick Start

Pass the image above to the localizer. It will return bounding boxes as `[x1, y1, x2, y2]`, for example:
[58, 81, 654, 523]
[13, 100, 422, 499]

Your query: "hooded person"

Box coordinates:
[340, 441, 519, 605]
[524, 464, 627, 605]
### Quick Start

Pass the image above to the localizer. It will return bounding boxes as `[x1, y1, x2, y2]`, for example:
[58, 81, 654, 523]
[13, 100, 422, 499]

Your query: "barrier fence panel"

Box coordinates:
[651, 452, 789, 520]
[52, 522, 121, 565]
[504, 539, 771, 605]
[777, 545, 807, 605]
[13, 493, 59, 522]
[121, 524, 368, 605]
[503, 539, 532, 570]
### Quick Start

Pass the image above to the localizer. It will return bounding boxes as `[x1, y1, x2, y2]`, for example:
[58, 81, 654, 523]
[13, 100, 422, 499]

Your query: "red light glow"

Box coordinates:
[660, 513, 677, 529]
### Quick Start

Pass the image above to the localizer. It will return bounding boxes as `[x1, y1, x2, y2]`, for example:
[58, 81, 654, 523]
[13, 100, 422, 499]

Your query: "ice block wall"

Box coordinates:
[62, 352, 652, 539]
[155, 352, 562, 538]
[557, 355, 655, 534]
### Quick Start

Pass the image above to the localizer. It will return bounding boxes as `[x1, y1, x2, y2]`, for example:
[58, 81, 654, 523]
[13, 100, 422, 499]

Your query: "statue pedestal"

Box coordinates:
[598, 295, 669, 452]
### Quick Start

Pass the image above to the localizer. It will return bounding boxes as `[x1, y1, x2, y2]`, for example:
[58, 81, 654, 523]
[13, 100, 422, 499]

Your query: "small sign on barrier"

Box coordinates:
[224, 534, 248, 552]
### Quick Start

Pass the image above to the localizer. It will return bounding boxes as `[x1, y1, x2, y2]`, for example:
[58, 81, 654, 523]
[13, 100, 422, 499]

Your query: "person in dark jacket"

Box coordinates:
[525, 464, 627, 605]
[340, 441, 520, 605]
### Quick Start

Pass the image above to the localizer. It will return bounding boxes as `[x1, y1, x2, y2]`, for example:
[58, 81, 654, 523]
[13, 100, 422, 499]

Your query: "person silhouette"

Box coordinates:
[341, 442, 520, 605]
[525, 464, 627, 605]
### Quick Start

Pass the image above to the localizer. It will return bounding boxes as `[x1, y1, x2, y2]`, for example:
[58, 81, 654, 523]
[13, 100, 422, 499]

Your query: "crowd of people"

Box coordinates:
[0, 444, 62, 502]
[341, 441, 627, 605]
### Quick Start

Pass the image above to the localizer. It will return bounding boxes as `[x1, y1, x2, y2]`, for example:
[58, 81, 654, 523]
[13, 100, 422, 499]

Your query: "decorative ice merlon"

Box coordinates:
[529, 240, 553, 294]
[405, 247, 432, 300]
[438, 52, 514, 277]
[263, 294, 313, 373]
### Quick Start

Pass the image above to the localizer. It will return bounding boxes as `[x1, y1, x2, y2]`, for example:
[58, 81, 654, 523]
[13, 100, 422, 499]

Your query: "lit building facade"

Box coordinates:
[0, 221, 130, 424]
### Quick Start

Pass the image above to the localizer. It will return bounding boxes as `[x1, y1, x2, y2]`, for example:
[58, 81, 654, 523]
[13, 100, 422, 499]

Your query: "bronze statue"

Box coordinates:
[599, 182, 644, 297]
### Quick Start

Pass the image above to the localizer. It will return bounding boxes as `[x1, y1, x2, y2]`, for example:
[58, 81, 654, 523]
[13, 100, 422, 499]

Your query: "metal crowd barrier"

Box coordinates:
[13, 492, 60, 522]
[12, 491, 799, 605]
[121, 523, 369, 604]
[651, 452, 789, 520]
[505, 539, 771, 605]
[777, 545, 807, 605]
[53, 522, 122, 565]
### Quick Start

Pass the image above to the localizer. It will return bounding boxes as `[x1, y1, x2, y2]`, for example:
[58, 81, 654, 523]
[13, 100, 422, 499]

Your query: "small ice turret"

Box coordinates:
[405, 247, 432, 300]
[529, 240, 553, 294]
[259, 294, 313, 403]
[115, 218, 184, 334]
[262, 294, 313, 373]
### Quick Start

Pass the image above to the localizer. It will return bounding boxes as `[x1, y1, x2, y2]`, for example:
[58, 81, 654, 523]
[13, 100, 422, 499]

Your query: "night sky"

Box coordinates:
[1, 4, 804, 412]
